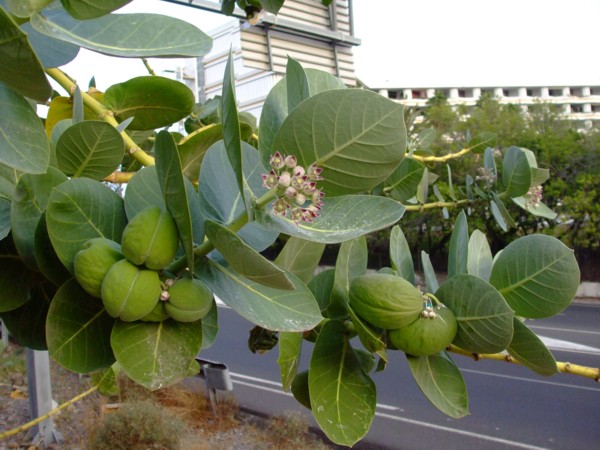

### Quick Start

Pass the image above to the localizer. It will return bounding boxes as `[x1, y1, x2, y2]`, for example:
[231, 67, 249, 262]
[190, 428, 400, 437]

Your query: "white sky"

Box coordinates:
[61, 0, 600, 91]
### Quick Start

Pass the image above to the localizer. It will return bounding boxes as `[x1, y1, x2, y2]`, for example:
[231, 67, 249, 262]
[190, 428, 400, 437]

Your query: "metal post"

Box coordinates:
[26, 349, 62, 447]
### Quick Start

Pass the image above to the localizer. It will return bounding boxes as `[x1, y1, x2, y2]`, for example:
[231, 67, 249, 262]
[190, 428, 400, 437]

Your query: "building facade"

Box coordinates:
[375, 85, 600, 129]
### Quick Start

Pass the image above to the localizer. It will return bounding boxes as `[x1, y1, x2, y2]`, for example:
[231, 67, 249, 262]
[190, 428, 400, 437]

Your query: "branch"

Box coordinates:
[448, 345, 600, 381]
[45, 68, 155, 167]
[103, 171, 136, 184]
[412, 147, 472, 163]
[142, 58, 157, 76]
[404, 199, 469, 211]
[0, 385, 98, 440]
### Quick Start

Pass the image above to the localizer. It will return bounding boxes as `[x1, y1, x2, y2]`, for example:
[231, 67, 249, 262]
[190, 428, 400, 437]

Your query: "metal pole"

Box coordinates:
[26, 349, 62, 447]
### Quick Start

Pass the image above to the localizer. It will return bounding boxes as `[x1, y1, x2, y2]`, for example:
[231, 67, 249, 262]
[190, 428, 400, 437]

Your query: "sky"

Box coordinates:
[61, 0, 600, 91]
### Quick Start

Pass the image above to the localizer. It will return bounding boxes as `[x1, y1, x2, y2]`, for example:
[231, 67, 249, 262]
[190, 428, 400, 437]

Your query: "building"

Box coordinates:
[374, 85, 600, 128]
[163, 0, 360, 120]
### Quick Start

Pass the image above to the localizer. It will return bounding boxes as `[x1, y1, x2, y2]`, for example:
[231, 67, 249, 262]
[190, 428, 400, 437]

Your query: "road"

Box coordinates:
[200, 302, 600, 449]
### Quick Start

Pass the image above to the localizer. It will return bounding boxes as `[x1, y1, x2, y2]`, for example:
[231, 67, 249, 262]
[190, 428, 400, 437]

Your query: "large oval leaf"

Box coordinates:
[436, 274, 514, 354]
[0, 83, 50, 174]
[46, 278, 115, 373]
[46, 178, 127, 273]
[34, 211, 71, 287]
[30, 8, 212, 58]
[277, 331, 303, 391]
[11, 167, 68, 270]
[198, 141, 278, 251]
[447, 210, 468, 277]
[0, 281, 54, 350]
[309, 320, 376, 447]
[273, 89, 406, 196]
[104, 77, 195, 131]
[406, 351, 469, 419]
[178, 123, 223, 181]
[259, 68, 346, 164]
[0, 249, 40, 312]
[489, 234, 579, 319]
[0, 8, 52, 102]
[197, 259, 322, 332]
[274, 237, 325, 285]
[204, 219, 294, 290]
[111, 319, 204, 391]
[56, 120, 124, 179]
[0, 198, 10, 240]
[255, 195, 405, 244]
[21, 22, 80, 68]
[467, 229, 493, 282]
[155, 130, 195, 271]
[390, 225, 415, 284]
[502, 146, 532, 198]
[507, 318, 558, 376]
[384, 156, 425, 203]
[60, 0, 133, 19]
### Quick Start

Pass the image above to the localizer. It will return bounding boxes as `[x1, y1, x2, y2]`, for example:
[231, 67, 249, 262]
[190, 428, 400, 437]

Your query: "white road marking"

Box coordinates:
[228, 372, 549, 449]
[538, 335, 600, 355]
[530, 325, 600, 335]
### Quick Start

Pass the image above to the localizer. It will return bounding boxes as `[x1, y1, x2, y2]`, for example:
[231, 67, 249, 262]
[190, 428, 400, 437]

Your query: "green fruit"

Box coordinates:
[121, 206, 178, 270]
[140, 301, 169, 322]
[101, 259, 161, 321]
[73, 238, 124, 298]
[164, 278, 213, 322]
[388, 306, 458, 356]
[349, 273, 422, 330]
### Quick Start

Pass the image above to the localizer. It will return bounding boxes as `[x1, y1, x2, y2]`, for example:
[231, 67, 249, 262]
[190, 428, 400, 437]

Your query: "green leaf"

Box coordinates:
[511, 196, 557, 220]
[308, 268, 336, 315]
[11, 167, 67, 270]
[274, 237, 325, 284]
[278, 331, 303, 391]
[34, 211, 71, 287]
[0, 280, 53, 350]
[0, 8, 52, 102]
[286, 56, 310, 112]
[256, 195, 405, 244]
[222, 51, 249, 214]
[467, 230, 492, 282]
[56, 121, 124, 179]
[507, 318, 558, 376]
[502, 146, 532, 198]
[0, 198, 10, 240]
[197, 259, 322, 332]
[259, 0, 284, 14]
[489, 234, 580, 319]
[155, 130, 195, 272]
[20, 23, 80, 68]
[330, 236, 367, 318]
[30, 9, 212, 58]
[0, 238, 41, 312]
[446, 164, 456, 201]
[406, 351, 469, 419]
[205, 219, 293, 290]
[111, 319, 204, 391]
[0, 83, 50, 174]
[60, 0, 133, 19]
[384, 157, 425, 203]
[104, 76, 195, 131]
[436, 274, 514, 354]
[347, 304, 386, 355]
[421, 251, 439, 293]
[6, 0, 53, 18]
[390, 225, 415, 284]
[46, 178, 127, 273]
[198, 142, 278, 251]
[201, 301, 219, 350]
[447, 210, 468, 277]
[178, 123, 223, 182]
[309, 320, 376, 447]
[259, 68, 345, 165]
[273, 89, 406, 196]
[491, 192, 517, 228]
[92, 364, 120, 396]
[46, 278, 115, 373]
[416, 167, 429, 204]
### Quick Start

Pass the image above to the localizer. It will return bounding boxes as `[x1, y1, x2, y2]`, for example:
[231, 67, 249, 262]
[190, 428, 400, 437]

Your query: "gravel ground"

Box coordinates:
[0, 343, 334, 450]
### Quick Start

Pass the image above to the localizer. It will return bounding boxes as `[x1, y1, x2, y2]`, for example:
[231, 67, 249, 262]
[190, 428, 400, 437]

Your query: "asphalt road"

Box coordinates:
[200, 302, 600, 449]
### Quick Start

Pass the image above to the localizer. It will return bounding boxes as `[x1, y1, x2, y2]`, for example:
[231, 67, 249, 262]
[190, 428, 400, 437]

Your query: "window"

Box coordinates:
[549, 88, 563, 97]
[570, 104, 584, 113]
[388, 90, 399, 99]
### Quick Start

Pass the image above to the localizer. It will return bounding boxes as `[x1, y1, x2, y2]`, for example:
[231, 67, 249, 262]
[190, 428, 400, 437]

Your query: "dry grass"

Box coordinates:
[1, 342, 335, 449]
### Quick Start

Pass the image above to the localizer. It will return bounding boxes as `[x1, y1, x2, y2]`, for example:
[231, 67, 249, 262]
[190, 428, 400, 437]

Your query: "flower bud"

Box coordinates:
[284, 155, 298, 168]
[278, 171, 291, 188]
[307, 163, 324, 181]
[272, 198, 291, 216]
[295, 193, 306, 206]
[293, 165, 306, 177]
[262, 170, 278, 189]
[284, 186, 297, 199]
[270, 151, 285, 170]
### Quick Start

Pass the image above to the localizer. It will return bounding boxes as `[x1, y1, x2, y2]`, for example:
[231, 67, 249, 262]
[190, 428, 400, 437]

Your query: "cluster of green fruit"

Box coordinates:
[349, 273, 457, 356]
[73, 206, 213, 323]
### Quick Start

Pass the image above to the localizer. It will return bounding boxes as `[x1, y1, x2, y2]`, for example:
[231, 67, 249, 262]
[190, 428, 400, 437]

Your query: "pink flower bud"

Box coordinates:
[284, 186, 297, 199]
[295, 193, 306, 206]
[293, 165, 306, 177]
[262, 170, 278, 189]
[284, 155, 297, 168]
[270, 151, 285, 170]
[278, 171, 291, 188]
[307, 162, 324, 181]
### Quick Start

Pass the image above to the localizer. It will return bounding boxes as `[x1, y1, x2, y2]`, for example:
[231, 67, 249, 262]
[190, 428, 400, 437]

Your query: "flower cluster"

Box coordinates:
[475, 167, 497, 185]
[525, 184, 543, 209]
[262, 151, 325, 224]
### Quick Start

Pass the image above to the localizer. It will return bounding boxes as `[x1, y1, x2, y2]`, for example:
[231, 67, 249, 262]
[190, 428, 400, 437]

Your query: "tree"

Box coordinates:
[0, 1, 596, 447]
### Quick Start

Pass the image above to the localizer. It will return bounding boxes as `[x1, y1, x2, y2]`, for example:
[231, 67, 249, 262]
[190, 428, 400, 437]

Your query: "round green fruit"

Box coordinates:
[121, 206, 178, 270]
[140, 301, 169, 322]
[164, 278, 213, 322]
[349, 273, 422, 330]
[73, 238, 124, 298]
[101, 259, 162, 322]
[388, 306, 458, 356]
